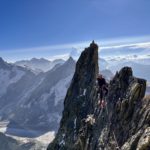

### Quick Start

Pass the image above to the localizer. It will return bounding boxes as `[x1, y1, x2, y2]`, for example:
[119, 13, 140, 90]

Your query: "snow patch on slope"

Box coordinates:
[50, 74, 73, 106]
[39, 74, 73, 108]
[19, 77, 45, 106]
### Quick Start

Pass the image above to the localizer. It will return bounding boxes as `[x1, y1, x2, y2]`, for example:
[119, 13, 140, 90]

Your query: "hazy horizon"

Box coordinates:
[0, 0, 150, 62]
[1, 39, 150, 63]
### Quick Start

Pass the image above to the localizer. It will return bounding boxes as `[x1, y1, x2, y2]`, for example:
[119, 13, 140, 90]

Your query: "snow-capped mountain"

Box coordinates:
[0, 57, 27, 98]
[98, 56, 150, 82]
[0, 57, 75, 139]
[99, 58, 109, 70]
[15, 58, 65, 73]
[70, 48, 81, 60]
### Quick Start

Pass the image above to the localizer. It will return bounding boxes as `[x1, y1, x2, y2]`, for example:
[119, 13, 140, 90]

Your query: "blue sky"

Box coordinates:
[0, 0, 150, 62]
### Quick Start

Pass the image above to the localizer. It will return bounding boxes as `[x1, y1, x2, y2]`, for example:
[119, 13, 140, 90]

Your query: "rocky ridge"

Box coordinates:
[47, 42, 150, 150]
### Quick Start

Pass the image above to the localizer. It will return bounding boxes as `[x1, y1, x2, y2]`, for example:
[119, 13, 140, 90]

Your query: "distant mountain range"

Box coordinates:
[15, 58, 65, 73]
[0, 57, 75, 138]
[107, 60, 150, 81]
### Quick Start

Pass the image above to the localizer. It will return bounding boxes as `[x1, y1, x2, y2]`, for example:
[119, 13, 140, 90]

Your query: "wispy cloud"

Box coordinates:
[129, 42, 150, 49]
[1, 35, 150, 53]
[0, 42, 86, 53]
[101, 42, 150, 50]
[1, 35, 150, 62]
[48, 53, 70, 61]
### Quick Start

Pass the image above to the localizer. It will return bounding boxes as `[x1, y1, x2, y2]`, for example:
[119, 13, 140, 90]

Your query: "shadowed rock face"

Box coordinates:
[47, 42, 149, 150]
[48, 42, 99, 149]
[104, 67, 148, 150]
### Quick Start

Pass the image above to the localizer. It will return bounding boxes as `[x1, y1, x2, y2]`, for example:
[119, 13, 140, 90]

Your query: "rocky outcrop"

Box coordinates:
[102, 67, 149, 150]
[47, 41, 99, 149]
[47, 42, 149, 150]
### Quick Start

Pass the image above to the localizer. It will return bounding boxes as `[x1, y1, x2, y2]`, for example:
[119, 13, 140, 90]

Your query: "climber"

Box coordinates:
[97, 74, 108, 108]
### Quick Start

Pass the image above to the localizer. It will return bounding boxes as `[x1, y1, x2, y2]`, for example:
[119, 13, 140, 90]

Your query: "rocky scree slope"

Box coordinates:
[47, 42, 150, 150]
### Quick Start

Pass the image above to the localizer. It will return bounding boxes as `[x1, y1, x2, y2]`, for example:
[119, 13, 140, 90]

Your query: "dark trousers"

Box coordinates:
[99, 86, 108, 100]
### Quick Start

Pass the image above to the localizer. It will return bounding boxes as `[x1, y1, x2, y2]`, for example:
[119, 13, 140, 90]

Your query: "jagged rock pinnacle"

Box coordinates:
[90, 40, 98, 50]
[47, 42, 99, 150]
[67, 56, 74, 63]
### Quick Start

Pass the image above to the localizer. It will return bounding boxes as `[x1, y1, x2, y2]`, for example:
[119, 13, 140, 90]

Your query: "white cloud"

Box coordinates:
[101, 42, 150, 50]
[1, 35, 150, 53]
[0, 41, 88, 53]
[129, 42, 150, 49]
[48, 53, 70, 61]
